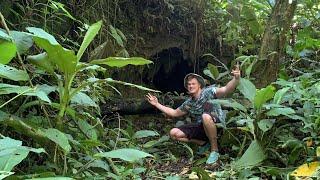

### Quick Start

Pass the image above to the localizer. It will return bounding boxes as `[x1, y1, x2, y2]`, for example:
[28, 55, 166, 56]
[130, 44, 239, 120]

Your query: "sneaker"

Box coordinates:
[196, 142, 210, 155]
[205, 151, 221, 171]
[206, 151, 220, 164]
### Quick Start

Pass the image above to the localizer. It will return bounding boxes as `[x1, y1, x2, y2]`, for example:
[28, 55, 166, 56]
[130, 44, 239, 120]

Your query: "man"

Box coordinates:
[146, 66, 240, 166]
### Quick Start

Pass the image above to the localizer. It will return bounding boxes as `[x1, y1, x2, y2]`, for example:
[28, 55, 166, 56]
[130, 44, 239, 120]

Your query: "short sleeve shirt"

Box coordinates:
[178, 85, 225, 124]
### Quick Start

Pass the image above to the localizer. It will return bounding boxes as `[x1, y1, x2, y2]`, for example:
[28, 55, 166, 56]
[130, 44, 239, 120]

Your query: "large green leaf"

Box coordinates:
[95, 148, 153, 162]
[42, 128, 71, 153]
[0, 84, 51, 103]
[90, 57, 153, 67]
[0, 64, 29, 81]
[26, 27, 58, 45]
[266, 107, 295, 117]
[237, 78, 256, 103]
[34, 37, 76, 75]
[11, 31, 33, 54]
[234, 140, 266, 169]
[70, 91, 97, 107]
[0, 39, 17, 64]
[133, 130, 159, 139]
[254, 85, 275, 109]
[273, 87, 290, 104]
[27, 27, 77, 75]
[0, 137, 45, 172]
[78, 119, 97, 140]
[77, 21, 102, 61]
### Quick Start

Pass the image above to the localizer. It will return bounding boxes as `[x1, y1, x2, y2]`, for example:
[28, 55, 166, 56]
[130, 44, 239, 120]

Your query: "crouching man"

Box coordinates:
[146, 66, 240, 167]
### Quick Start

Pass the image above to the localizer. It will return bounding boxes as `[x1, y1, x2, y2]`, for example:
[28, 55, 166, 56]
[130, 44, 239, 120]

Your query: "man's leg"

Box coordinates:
[201, 114, 218, 151]
[169, 128, 205, 145]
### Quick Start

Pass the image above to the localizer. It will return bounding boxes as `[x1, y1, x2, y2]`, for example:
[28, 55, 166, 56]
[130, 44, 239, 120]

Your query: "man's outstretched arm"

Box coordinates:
[146, 93, 187, 117]
[216, 65, 241, 98]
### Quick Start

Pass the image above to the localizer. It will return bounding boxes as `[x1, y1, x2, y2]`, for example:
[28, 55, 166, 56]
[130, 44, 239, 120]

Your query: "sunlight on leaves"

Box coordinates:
[90, 57, 153, 67]
[291, 162, 319, 177]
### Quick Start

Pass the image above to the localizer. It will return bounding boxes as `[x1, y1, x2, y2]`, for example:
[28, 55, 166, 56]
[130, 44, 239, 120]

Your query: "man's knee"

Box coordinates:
[202, 113, 214, 124]
[169, 128, 180, 139]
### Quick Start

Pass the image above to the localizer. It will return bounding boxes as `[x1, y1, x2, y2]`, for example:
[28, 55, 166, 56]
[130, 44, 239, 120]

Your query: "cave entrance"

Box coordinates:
[149, 47, 193, 93]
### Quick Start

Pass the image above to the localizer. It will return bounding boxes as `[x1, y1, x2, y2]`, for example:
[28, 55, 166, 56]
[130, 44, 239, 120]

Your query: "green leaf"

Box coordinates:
[109, 25, 124, 47]
[95, 148, 153, 162]
[116, 28, 127, 43]
[0, 137, 44, 172]
[209, 99, 247, 112]
[143, 135, 170, 148]
[234, 140, 266, 169]
[0, 148, 28, 171]
[266, 107, 295, 117]
[90, 57, 153, 67]
[203, 63, 219, 80]
[26, 27, 58, 45]
[78, 119, 97, 140]
[27, 28, 76, 75]
[0, 64, 29, 81]
[0, 39, 17, 64]
[258, 119, 275, 132]
[70, 91, 97, 107]
[0, 171, 14, 179]
[273, 87, 290, 104]
[237, 78, 256, 102]
[50, 1, 76, 21]
[11, 31, 33, 54]
[27, 53, 54, 74]
[42, 128, 71, 153]
[0, 84, 51, 103]
[254, 85, 275, 109]
[191, 167, 211, 179]
[26, 177, 73, 180]
[0, 30, 11, 40]
[133, 130, 159, 139]
[77, 21, 102, 61]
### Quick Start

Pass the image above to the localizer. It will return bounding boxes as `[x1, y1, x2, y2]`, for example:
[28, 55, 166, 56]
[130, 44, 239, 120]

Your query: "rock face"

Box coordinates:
[3, 0, 229, 94]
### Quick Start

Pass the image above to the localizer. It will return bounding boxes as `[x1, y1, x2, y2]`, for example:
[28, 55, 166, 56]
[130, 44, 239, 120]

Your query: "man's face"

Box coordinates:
[187, 78, 201, 94]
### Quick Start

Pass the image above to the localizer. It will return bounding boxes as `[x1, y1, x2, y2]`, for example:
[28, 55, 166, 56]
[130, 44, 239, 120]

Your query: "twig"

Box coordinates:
[114, 112, 121, 150]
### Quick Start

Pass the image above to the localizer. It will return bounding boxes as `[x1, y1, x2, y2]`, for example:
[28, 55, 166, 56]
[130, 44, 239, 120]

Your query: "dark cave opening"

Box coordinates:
[148, 47, 195, 93]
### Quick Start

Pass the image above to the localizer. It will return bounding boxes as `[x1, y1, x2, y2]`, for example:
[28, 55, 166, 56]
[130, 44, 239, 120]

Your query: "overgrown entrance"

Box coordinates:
[147, 47, 193, 93]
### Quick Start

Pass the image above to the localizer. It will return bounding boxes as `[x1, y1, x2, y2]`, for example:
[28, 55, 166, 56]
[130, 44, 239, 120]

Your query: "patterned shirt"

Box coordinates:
[178, 85, 225, 124]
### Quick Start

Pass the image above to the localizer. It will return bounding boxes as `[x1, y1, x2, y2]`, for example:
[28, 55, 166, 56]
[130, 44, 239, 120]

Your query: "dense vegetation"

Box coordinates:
[0, 0, 319, 179]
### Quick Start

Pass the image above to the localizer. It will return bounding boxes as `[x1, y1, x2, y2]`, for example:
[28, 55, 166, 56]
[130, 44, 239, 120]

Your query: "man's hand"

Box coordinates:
[231, 64, 241, 80]
[146, 93, 159, 106]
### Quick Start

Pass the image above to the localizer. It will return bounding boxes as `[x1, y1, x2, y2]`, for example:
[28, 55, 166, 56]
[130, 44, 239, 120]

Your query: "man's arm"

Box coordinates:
[146, 93, 187, 117]
[216, 65, 241, 98]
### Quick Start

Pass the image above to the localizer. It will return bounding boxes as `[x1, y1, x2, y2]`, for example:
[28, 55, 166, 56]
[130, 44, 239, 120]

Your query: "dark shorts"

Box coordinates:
[177, 114, 221, 141]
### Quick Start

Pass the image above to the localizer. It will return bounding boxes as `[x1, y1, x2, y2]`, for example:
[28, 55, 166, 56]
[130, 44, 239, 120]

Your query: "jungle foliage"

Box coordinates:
[0, 0, 319, 179]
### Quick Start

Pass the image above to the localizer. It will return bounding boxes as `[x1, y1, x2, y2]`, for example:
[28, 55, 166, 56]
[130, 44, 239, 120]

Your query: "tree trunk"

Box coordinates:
[100, 96, 186, 115]
[253, 0, 297, 88]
